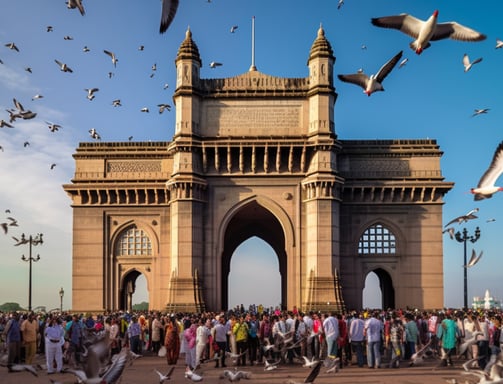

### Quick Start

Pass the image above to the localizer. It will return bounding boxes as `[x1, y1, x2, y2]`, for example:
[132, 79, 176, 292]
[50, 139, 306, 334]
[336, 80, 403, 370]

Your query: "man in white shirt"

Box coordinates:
[364, 311, 383, 369]
[323, 311, 339, 357]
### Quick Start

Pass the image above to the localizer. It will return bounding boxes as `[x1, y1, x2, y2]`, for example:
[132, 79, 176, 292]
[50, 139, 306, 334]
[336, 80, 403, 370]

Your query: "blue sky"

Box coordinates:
[0, 1, 501, 311]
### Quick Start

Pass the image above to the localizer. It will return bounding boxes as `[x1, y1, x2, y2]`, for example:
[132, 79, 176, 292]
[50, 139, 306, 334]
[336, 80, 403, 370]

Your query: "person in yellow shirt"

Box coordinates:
[233, 316, 249, 366]
[21, 312, 39, 364]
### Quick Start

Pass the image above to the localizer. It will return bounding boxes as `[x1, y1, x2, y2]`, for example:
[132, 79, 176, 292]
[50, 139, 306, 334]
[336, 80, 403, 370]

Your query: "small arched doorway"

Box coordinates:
[221, 200, 287, 310]
[120, 270, 148, 311]
[363, 268, 395, 310]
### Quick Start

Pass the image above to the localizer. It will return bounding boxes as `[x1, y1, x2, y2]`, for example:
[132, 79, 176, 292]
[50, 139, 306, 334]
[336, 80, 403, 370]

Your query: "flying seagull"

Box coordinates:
[462, 53, 482, 72]
[472, 108, 490, 117]
[471, 141, 503, 200]
[55, 59, 73, 73]
[444, 208, 479, 227]
[160, 0, 179, 33]
[371, 10, 486, 54]
[67, 0, 85, 16]
[104, 50, 118, 67]
[337, 50, 403, 96]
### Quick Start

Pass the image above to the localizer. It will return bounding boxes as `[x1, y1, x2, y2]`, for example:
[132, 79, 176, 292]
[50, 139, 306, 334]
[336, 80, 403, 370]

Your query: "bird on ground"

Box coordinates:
[463, 53, 482, 72]
[323, 356, 340, 373]
[472, 108, 490, 117]
[104, 50, 118, 67]
[83, 46, 90, 52]
[230, 25, 238, 33]
[154, 366, 174, 383]
[5, 42, 19, 52]
[46, 25, 53, 32]
[140, 107, 149, 113]
[85, 88, 99, 101]
[67, 0, 85, 15]
[50, 163, 56, 170]
[398, 57, 408, 68]
[0, 120, 13, 128]
[285, 360, 322, 384]
[63, 35, 74, 40]
[185, 367, 203, 382]
[465, 249, 483, 268]
[55, 59, 73, 73]
[46, 122, 62, 132]
[112, 99, 122, 107]
[442, 227, 455, 240]
[337, 0, 344, 10]
[263, 357, 280, 371]
[444, 208, 479, 227]
[220, 368, 251, 382]
[471, 141, 503, 200]
[337, 50, 403, 96]
[8, 364, 38, 376]
[496, 39, 503, 49]
[157, 104, 171, 114]
[210, 61, 223, 68]
[160, 0, 179, 33]
[89, 128, 101, 140]
[371, 10, 486, 55]
[32, 94, 43, 101]
[302, 356, 319, 368]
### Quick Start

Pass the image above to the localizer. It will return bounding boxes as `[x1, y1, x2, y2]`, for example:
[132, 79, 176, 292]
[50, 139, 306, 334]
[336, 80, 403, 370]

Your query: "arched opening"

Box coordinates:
[221, 200, 287, 310]
[132, 274, 149, 310]
[362, 269, 395, 310]
[228, 236, 281, 311]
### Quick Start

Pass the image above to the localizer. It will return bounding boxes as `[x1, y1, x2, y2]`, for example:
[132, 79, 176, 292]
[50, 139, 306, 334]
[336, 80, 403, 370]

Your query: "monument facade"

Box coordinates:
[64, 27, 453, 313]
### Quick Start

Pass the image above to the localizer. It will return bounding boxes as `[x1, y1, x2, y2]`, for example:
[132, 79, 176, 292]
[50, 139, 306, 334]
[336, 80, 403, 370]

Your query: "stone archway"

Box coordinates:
[220, 200, 287, 311]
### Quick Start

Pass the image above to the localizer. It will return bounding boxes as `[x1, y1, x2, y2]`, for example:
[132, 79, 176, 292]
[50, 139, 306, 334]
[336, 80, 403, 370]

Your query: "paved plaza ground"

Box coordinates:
[0, 351, 477, 384]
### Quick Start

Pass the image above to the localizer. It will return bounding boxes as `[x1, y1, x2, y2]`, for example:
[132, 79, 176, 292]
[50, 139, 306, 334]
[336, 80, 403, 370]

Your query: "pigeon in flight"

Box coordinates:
[0, 120, 14, 128]
[140, 107, 149, 113]
[67, 0, 85, 16]
[63, 35, 74, 41]
[157, 103, 171, 114]
[24, 67, 32, 73]
[46, 122, 62, 132]
[138, 45, 145, 51]
[210, 61, 223, 68]
[46, 25, 53, 32]
[83, 46, 90, 53]
[89, 128, 101, 140]
[465, 249, 483, 268]
[496, 38, 503, 49]
[160, 0, 179, 34]
[337, 0, 344, 10]
[112, 99, 122, 107]
[462, 53, 482, 72]
[5, 42, 19, 52]
[472, 108, 489, 117]
[32, 94, 43, 101]
[50, 163, 56, 170]
[471, 141, 503, 200]
[371, 10, 486, 54]
[398, 57, 408, 68]
[337, 50, 403, 96]
[104, 50, 118, 67]
[85, 88, 99, 101]
[444, 208, 479, 227]
[442, 227, 455, 240]
[55, 59, 73, 73]
[230, 25, 238, 33]
[12, 98, 37, 120]
[24, 141, 30, 147]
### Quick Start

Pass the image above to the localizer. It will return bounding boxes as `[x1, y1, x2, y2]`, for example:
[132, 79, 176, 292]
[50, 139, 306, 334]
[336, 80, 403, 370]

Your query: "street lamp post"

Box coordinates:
[455, 226, 481, 309]
[59, 287, 64, 313]
[19, 233, 43, 311]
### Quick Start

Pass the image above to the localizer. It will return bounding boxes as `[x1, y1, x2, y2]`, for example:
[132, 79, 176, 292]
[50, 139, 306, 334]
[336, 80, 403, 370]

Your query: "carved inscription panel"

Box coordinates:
[203, 102, 303, 137]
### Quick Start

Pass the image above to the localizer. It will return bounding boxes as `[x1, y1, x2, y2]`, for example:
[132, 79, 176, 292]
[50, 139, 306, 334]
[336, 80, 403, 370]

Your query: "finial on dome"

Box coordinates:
[318, 23, 325, 37]
[185, 26, 192, 39]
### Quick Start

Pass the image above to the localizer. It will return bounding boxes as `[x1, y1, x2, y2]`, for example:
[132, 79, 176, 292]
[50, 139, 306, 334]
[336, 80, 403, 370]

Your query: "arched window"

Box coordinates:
[358, 223, 396, 255]
[115, 226, 152, 256]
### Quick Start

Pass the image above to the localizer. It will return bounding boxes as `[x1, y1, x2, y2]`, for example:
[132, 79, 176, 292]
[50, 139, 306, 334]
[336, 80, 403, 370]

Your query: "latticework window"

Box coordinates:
[116, 227, 152, 256]
[358, 224, 396, 254]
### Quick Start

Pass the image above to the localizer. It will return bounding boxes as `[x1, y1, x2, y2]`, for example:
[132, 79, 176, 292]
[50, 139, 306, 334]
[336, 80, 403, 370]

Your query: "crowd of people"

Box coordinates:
[1, 304, 502, 375]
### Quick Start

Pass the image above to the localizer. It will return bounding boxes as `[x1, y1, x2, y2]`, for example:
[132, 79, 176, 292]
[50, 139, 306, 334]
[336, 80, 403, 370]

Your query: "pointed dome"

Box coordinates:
[308, 25, 334, 62]
[176, 27, 202, 66]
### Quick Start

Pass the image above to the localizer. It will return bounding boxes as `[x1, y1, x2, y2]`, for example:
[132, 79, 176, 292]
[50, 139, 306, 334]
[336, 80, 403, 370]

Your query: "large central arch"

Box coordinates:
[220, 198, 290, 310]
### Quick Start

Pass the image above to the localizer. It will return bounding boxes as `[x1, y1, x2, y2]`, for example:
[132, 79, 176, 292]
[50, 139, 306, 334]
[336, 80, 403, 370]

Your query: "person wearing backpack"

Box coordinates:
[2, 312, 22, 371]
